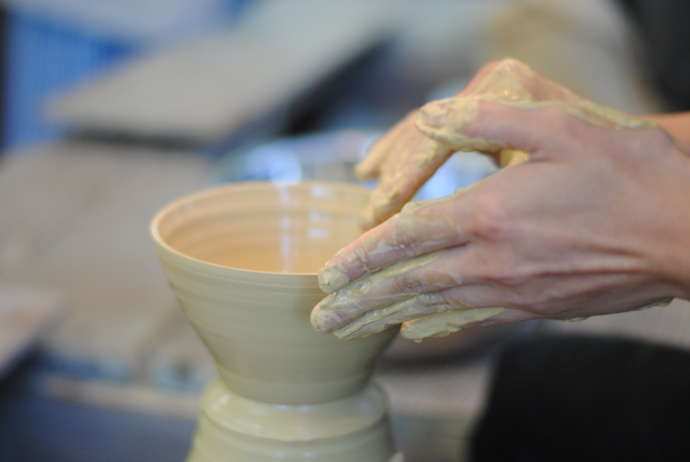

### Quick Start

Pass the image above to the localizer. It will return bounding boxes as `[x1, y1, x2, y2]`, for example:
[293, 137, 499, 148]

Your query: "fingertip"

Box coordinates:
[318, 266, 350, 293]
[310, 297, 340, 333]
[416, 97, 485, 150]
[355, 159, 378, 180]
[417, 98, 453, 131]
[367, 187, 404, 230]
[359, 196, 399, 230]
[310, 306, 327, 332]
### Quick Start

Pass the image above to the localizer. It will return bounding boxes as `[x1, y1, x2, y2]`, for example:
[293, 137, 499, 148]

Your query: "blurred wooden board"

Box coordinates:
[0, 284, 63, 377]
[0, 142, 211, 382]
[46, 1, 397, 143]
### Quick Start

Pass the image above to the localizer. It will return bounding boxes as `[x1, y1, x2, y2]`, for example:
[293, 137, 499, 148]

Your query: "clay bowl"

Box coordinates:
[150, 181, 397, 405]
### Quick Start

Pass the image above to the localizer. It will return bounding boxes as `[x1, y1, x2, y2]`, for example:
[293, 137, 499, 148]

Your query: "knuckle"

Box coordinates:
[494, 58, 529, 73]
[392, 273, 425, 294]
[466, 195, 513, 241]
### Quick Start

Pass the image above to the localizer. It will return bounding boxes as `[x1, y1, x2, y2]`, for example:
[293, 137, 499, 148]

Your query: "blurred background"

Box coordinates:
[1, 1, 690, 461]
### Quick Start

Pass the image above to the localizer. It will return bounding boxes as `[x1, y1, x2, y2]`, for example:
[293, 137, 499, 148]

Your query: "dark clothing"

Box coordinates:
[617, 0, 690, 111]
[470, 334, 690, 462]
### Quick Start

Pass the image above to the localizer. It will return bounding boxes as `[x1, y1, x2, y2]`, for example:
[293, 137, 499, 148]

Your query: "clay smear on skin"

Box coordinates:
[417, 59, 656, 152]
[326, 252, 443, 339]
[315, 251, 444, 334]
[319, 194, 465, 295]
[402, 307, 506, 342]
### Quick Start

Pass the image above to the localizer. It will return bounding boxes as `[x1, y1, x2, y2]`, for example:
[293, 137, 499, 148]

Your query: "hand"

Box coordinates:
[311, 59, 690, 341]
[356, 58, 623, 230]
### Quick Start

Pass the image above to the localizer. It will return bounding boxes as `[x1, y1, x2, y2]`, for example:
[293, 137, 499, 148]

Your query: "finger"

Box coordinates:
[401, 307, 535, 342]
[359, 122, 426, 227]
[332, 291, 468, 340]
[318, 191, 471, 293]
[356, 111, 416, 180]
[360, 136, 453, 229]
[312, 247, 465, 332]
[330, 282, 528, 339]
[417, 97, 566, 155]
[457, 59, 505, 95]
[461, 59, 573, 103]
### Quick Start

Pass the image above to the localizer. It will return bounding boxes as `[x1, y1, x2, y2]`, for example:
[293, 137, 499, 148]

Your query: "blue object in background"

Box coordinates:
[4, 11, 135, 150]
[2, 0, 251, 151]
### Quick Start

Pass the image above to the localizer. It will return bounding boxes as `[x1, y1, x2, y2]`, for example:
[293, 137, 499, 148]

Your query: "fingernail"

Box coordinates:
[318, 266, 350, 293]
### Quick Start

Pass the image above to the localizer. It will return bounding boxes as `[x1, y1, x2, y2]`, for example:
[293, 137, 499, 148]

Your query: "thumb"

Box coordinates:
[416, 97, 569, 156]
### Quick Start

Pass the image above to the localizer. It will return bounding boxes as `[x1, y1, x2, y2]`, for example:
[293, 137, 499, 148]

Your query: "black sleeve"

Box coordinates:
[616, 0, 690, 111]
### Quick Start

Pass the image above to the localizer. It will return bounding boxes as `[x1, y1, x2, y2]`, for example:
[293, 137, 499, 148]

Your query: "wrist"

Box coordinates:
[647, 153, 690, 299]
[644, 113, 690, 153]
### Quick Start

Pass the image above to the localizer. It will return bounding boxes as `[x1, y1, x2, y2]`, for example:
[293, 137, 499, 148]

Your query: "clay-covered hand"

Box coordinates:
[356, 58, 616, 230]
[311, 60, 690, 341]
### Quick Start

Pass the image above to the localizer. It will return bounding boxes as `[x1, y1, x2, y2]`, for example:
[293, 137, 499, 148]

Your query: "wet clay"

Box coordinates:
[319, 195, 465, 295]
[402, 308, 506, 342]
[417, 58, 656, 154]
[318, 252, 443, 339]
[151, 182, 400, 462]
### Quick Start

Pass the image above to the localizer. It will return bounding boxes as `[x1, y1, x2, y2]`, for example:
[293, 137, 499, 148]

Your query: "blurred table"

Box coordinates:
[0, 141, 212, 387]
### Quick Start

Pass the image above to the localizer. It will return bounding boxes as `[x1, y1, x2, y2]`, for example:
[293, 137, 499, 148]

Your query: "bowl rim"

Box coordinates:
[150, 181, 369, 279]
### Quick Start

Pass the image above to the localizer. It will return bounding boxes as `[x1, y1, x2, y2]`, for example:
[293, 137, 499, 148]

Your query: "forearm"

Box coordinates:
[645, 112, 690, 153]
[647, 136, 690, 300]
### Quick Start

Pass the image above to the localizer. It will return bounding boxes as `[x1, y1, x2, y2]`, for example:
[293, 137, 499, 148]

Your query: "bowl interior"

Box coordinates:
[154, 182, 368, 274]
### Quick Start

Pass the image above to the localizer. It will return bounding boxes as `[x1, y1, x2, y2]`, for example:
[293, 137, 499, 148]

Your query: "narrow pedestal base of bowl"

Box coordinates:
[186, 378, 398, 462]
